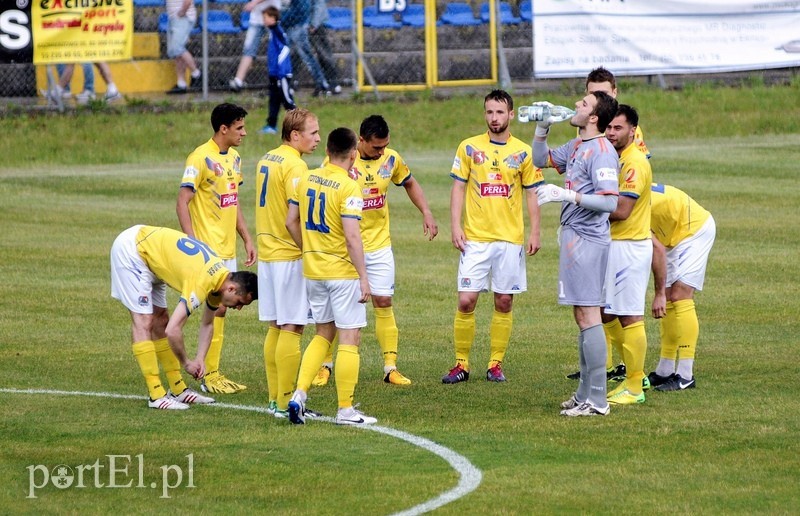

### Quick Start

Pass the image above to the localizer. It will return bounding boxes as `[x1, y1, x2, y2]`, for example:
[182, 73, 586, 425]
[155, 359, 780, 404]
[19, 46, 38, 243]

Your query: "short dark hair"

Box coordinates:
[264, 5, 280, 20]
[615, 104, 639, 128]
[229, 271, 258, 300]
[327, 127, 358, 160]
[586, 66, 616, 89]
[211, 103, 248, 132]
[590, 91, 618, 133]
[484, 89, 513, 111]
[359, 115, 389, 140]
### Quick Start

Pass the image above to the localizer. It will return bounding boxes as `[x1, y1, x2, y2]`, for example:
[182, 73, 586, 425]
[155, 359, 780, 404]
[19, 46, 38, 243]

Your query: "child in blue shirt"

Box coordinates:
[261, 6, 297, 134]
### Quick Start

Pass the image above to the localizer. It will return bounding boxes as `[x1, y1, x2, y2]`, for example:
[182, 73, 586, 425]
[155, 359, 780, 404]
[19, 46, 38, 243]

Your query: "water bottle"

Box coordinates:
[517, 104, 576, 123]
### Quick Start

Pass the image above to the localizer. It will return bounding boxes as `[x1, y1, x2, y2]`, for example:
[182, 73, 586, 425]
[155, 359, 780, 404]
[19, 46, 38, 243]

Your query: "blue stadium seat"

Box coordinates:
[201, 10, 240, 33]
[325, 6, 353, 31]
[519, 0, 532, 22]
[439, 2, 482, 26]
[158, 12, 168, 32]
[213, 0, 247, 3]
[240, 11, 250, 31]
[133, 0, 163, 6]
[363, 6, 402, 29]
[479, 2, 521, 24]
[401, 4, 425, 27]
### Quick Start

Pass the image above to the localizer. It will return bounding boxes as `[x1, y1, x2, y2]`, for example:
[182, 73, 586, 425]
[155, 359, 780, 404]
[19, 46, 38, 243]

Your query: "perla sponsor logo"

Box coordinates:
[363, 195, 386, 210]
[220, 192, 238, 207]
[480, 183, 510, 197]
[596, 167, 617, 182]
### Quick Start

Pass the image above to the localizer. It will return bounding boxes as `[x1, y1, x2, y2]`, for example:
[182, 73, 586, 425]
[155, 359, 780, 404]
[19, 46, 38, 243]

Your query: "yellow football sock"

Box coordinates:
[453, 310, 475, 370]
[334, 344, 360, 409]
[132, 340, 166, 400]
[674, 299, 699, 360]
[263, 326, 280, 402]
[621, 321, 647, 395]
[321, 333, 337, 366]
[153, 338, 187, 394]
[205, 316, 225, 375]
[296, 335, 331, 392]
[660, 301, 679, 361]
[275, 330, 302, 410]
[603, 318, 625, 369]
[375, 306, 399, 368]
[488, 310, 512, 369]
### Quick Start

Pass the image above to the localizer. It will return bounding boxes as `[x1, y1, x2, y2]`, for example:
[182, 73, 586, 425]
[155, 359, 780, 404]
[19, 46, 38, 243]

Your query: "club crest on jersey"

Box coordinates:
[480, 183, 510, 197]
[503, 151, 527, 169]
[460, 278, 472, 288]
[220, 192, 238, 207]
[138, 296, 149, 306]
[205, 157, 225, 177]
[467, 145, 487, 165]
[363, 195, 386, 210]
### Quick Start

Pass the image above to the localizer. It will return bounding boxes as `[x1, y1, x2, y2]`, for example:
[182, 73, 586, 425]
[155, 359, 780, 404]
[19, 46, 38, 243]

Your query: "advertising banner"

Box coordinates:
[533, 0, 800, 78]
[1, 0, 33, 63]
[32, 0, 133, 64]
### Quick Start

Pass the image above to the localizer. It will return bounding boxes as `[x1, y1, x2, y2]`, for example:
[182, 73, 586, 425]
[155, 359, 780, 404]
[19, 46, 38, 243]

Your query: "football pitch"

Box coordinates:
[2, 89, 800, 513]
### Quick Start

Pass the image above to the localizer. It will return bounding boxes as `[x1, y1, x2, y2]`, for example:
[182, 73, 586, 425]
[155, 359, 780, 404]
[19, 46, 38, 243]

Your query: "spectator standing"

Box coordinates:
[281, 0, 332, 97]
[229, 0, 282, 92]
[165, 0, 202, 94]
[309, 0, 342, 94]
[260, 6, 297, 135]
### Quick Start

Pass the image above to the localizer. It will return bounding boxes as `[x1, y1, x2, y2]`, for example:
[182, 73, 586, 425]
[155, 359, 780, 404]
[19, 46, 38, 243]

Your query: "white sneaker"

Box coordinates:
[287, 393, 306, 425]
[148, 395, 190, 410]
[170, 388, 215, 404]
[560, 394, 581, 409]
[75, 90, 96, 104]
[560, 401, 610, 417]
[336, 406, 377, 426]
[104, 90, 122, 102]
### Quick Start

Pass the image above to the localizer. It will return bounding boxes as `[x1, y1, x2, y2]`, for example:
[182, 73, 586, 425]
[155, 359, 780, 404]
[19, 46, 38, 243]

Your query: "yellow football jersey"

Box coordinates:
[349, 148, 410, 252]
[289, 163, 364, 280]
[255, 144, 308, 262]
[611, 144, 652, 241]
[634, 126, 650, 159]
[180, 139, 243, 259]
[135, 226, 228, 314]
[450, 133, 544, 245]
[650, 183, 711, 248]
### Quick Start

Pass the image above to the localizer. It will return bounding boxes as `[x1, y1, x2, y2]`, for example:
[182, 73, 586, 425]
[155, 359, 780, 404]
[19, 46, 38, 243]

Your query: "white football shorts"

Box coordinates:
[307, 279, 367, 329]
[603, 239, 653, 316]
[667, 215, 716, 291]
[258, 260, 311, 325]
[365, 246, 395, 296]
[110, 225, 167, 314]
[457, 241, 527, 294]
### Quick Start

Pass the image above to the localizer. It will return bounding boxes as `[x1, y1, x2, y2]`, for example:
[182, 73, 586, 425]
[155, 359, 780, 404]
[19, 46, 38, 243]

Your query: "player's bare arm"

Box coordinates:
[164, 301, 203, 378]
[609, 195, 636, 222]
[450, 180, 467, 251]
[236, 204, 257, 266]
[651, 235, 667, 318]
[343, 217, 370, 303]
[176, 187, 196, 237]
[525, 188, 541, 256]
[403, 177, 439, 240]
[285, 203, 303, 250]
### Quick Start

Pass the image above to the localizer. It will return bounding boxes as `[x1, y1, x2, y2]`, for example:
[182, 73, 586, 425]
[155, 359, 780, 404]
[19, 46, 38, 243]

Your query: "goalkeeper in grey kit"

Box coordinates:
[530, 92, 620, 417]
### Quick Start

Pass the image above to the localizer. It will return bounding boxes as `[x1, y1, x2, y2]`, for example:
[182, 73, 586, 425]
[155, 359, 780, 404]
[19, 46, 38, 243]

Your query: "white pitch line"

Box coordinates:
[1, 388, 482, 515]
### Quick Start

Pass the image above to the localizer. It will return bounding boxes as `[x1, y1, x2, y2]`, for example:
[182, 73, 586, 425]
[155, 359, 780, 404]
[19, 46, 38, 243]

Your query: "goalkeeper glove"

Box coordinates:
[537, 184, 577, 206]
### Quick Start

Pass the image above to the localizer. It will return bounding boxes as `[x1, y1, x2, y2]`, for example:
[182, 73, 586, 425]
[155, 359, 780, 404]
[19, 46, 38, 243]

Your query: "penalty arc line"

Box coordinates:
[0, 387, 482, 515]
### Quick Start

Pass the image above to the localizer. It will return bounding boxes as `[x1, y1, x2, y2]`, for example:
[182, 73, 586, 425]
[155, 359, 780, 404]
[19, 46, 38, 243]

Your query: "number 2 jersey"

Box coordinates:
[450, 132, 544, 245]
[135, 225, 228, 315]
[180, 138, 243, 259]
[289, 163, 364, 280]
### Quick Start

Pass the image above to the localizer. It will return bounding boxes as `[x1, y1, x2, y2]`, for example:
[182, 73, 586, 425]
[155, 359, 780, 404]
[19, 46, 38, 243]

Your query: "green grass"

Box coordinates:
[1, 83, 799, 513]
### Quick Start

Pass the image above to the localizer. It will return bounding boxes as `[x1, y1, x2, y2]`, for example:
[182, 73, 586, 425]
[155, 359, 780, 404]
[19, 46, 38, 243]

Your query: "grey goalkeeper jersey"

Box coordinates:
[547, 135, 619, 244]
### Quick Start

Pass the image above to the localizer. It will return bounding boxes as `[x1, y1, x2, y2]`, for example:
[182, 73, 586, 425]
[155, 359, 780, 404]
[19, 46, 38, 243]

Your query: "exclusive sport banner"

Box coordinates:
[1, 0, 33, 63]
[532, 0, 800, 78]
[31, 0, 133, 64]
